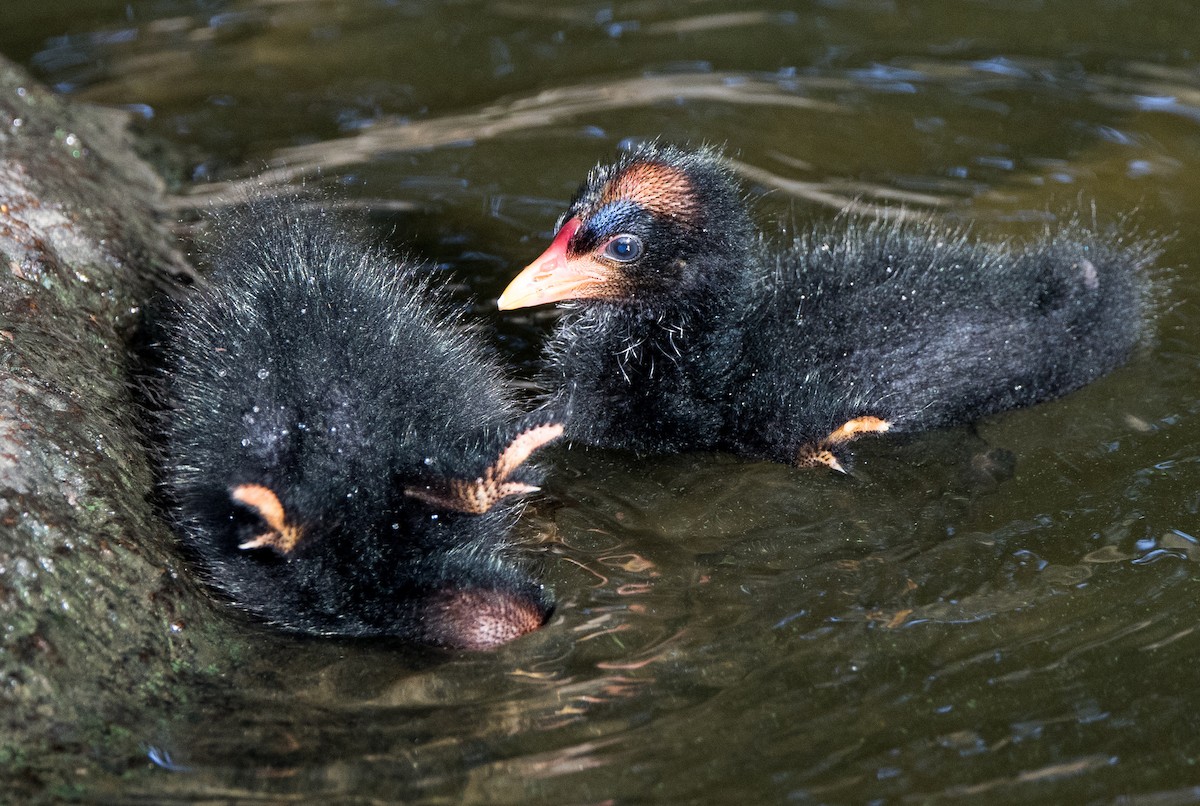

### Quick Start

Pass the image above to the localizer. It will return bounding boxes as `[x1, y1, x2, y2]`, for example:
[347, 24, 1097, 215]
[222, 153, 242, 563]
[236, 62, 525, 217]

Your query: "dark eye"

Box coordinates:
[602, 234, 643, 263]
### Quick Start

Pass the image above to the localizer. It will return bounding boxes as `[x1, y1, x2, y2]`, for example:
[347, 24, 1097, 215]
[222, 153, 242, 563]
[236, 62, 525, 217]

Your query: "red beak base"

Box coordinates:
[497, 217, 621, 309]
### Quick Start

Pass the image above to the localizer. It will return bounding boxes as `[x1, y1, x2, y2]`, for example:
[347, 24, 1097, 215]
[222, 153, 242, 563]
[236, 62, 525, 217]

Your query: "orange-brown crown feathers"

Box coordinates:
[594, 159, 702, 226]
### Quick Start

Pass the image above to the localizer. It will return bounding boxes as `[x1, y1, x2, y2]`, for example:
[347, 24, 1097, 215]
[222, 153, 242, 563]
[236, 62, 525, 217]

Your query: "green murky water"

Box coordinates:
[4, 1, 1200, 801]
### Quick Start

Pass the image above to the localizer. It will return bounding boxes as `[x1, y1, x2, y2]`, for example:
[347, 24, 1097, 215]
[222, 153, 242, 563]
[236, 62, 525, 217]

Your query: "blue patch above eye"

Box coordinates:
[588, 200, 642, 237]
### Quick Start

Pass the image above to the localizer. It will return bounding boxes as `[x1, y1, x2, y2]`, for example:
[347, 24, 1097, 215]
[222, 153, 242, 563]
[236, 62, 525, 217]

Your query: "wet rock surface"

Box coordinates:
[0, 54, 228, 799]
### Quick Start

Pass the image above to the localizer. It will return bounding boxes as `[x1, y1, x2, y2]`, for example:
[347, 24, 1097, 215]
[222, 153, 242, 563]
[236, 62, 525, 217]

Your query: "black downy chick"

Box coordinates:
[498, 142, 1159, 469]
[163, 201, 561, 650]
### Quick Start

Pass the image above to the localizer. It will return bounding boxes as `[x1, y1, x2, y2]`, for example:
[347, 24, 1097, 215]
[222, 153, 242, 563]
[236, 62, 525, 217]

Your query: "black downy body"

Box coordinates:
[500, 143, 1159, 466]
[162, 201, 558, 649]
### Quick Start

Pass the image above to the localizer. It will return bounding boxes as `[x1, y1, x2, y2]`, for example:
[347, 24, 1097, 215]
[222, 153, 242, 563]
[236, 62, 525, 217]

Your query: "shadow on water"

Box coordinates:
[4, 0, 1200, 801]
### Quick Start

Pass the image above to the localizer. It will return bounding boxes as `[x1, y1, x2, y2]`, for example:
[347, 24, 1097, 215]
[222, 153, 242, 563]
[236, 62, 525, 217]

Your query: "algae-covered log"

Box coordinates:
[0, 53, 228, 799]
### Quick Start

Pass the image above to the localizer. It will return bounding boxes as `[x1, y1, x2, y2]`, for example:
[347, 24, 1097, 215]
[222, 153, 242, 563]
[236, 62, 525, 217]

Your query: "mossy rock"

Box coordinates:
[0, 53, 233, 800]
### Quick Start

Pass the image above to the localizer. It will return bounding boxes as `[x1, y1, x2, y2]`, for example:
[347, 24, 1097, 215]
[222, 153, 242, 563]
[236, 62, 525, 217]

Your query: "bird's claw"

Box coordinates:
[406, 423, 564, 514]
[795, 416, 891, 472]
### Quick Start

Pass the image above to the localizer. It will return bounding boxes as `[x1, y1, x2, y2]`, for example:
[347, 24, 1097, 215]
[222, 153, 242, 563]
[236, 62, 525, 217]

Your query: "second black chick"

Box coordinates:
[163, 200, 561, 650]
[499, 143, 1160, 469]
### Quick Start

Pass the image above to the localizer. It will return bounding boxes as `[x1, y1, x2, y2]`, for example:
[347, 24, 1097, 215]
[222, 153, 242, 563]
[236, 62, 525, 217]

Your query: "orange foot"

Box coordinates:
[795, 416, 891, 473]
[232, 483, 304, 554]
[406, 422, 564, 515]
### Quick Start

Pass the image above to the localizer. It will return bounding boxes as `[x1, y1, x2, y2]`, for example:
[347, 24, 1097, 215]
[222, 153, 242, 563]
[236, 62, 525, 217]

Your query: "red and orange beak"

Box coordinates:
[497, 217, 620, 310]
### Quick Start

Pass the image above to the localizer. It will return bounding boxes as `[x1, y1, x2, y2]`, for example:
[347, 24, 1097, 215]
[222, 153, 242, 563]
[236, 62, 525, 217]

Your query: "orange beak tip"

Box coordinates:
[496, 272, 538, 310]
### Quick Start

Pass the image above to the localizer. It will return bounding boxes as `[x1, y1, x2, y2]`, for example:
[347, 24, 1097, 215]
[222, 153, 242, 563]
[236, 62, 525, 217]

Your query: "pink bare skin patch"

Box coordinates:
[423, 588, 548, 650]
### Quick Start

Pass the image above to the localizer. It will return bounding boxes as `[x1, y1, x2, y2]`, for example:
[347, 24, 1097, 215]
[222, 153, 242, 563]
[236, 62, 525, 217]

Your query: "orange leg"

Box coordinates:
[232, 483, 304, 554]
[795, 416, 891, 473]
[406, 422, 564, 515]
